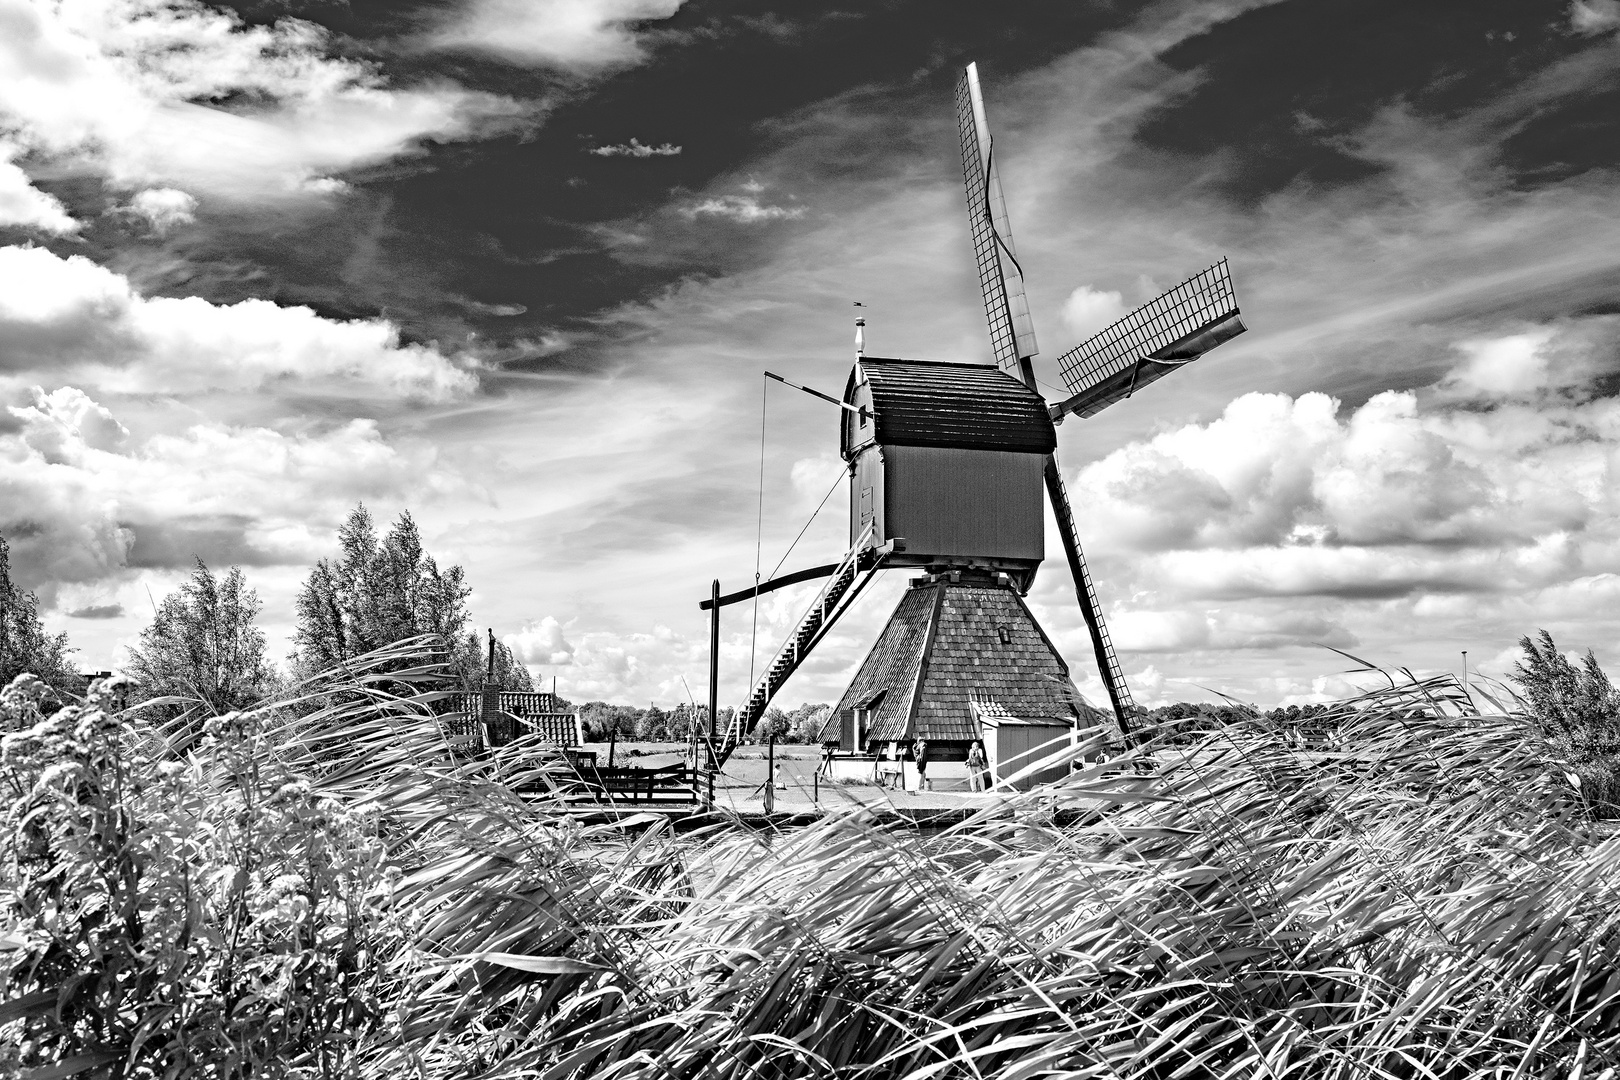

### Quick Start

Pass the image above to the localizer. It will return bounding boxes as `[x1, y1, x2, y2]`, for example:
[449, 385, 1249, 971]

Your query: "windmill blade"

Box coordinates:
[1051, 258, 1246, 421]
[1044, 455, 1137, 739]
[956, 63, 1039, 380]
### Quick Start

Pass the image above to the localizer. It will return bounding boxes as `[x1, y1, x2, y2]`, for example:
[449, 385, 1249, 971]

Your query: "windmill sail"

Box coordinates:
[956, 63, 1039, 380]
[1052, 259, 1245, 421]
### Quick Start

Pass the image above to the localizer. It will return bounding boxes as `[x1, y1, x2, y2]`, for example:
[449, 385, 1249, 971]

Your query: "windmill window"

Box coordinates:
[997, 626, 1011, 645]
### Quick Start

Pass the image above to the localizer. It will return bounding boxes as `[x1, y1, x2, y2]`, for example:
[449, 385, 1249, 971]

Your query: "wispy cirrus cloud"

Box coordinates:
[680, 194, 803, 223]
[0, 0, 527, 211]
[427, 0, 685, 72]
[588, 138, 682, 157]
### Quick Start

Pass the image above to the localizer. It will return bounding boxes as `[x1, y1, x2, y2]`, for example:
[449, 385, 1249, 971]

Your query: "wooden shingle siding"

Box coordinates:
[825, 577, 1084, 747]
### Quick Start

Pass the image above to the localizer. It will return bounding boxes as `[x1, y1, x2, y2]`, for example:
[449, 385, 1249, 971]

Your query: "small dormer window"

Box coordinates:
[997, 626, 1011, 645]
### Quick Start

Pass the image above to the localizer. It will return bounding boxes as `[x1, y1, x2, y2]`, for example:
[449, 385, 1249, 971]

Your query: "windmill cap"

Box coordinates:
[843, 356, 1056, 456]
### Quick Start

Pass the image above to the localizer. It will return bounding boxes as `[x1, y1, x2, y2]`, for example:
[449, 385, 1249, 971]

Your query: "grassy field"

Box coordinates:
[6, 644, 1620, 1078]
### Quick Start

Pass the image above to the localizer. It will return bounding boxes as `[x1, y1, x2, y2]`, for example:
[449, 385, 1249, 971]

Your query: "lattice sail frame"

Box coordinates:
[1053, 258, 1242, 418]
[955, 63, 1038, 376]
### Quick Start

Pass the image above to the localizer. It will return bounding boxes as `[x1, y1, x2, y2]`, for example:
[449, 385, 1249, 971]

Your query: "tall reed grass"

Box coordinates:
[5, 642, 1618, 1078]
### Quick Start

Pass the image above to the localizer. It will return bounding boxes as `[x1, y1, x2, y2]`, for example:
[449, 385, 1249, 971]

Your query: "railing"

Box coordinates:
[718, 523, 876, 764]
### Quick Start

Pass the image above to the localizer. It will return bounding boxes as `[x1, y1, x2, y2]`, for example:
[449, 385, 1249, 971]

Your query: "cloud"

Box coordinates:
[1109, 606, 1357, 652]
[1570, 0, 1620, 34]
[1059, 284, 1129, 340]
[0, 386, 461, 598]
[507, 616, 704, 701]
[429, 0, 685, 71]
[1069, 317, 1620, 608]
[0, 0, 526, 203]
[65, 604, 122, 619]
[125, 188, 197, 233]
[588, 138, 682, 157]
[507, 616, 576, 665]
[680, 194, 804, 223]
[0, 143, 76, 233]
[0, 245, 477, 401]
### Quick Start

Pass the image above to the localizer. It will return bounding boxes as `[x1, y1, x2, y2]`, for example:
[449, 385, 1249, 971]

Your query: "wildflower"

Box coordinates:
[35, 762, 84, 791]
[267, 873, 307, 900]
[268, 780, 311, 806]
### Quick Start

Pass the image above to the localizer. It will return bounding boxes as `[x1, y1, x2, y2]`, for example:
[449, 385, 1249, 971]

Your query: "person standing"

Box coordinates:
[966, 741, 987, 792]
[913, 737, 930, 792]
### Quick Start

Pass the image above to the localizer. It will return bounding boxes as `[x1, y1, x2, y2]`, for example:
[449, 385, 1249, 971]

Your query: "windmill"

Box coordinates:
[700, 62, 1246, 777]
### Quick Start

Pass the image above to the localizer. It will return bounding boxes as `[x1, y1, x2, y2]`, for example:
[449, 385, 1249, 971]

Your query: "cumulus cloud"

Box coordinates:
[125, 188, 197, 233]
[0, 386, 459, 598]
[1059, 284, 1129, 340]
[588, 138, 681, 157]
[507, 616, 703, 701]
[0, 144, 77, 233]
[1110, 606, 1357, 653]
[1071, 317, 1620, 608]
[681, 194, 804, 223]
[0, 245, 476, 401]
[0, 0, 525, 203]
[1571, 0, 1620, 34]
[429, 0, 685, 71]
[507, 616, 577, 665]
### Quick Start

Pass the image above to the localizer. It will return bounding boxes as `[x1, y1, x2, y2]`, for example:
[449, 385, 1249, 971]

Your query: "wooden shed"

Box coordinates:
[970, 700, 1072, 790]
[841, 357, 1056, 591]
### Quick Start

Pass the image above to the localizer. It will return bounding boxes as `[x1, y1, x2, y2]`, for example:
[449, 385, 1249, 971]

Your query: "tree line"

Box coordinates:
[570, 700, 832, 744]
[0, 505, 532, 714]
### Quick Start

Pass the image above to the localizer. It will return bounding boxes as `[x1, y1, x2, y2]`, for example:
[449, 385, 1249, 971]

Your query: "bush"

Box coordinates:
[0, 674, 404, 1076]
[1511, 629, 1620, 816]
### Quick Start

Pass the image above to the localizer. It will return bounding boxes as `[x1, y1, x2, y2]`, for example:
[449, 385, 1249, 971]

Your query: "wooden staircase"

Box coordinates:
[713, 524, 879, 767]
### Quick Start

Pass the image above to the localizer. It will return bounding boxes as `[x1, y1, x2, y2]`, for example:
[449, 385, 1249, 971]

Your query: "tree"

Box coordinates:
[784, 703, 832, 744]
[0, 530, 77, 693]
[451, 631, 533, 692]
[123, 559, 273, 717]
[1511, 630, 1620, 737]
[291, 506, 472, 679]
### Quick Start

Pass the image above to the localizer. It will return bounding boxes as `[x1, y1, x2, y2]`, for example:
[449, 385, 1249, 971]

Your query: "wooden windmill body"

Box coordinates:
[703, 64, 1247, 785]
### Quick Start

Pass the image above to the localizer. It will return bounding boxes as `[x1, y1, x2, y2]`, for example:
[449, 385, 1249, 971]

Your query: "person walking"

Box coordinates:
[913, 736, 930, 792]
[966, 741, 987, 792]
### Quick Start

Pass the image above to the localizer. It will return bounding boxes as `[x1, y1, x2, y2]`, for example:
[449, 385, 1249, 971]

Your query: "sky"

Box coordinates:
[3, 0, 1620, 710]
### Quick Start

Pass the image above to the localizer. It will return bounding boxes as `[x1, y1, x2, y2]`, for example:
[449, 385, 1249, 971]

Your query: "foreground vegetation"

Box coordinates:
[4, 640, 1619, 1078]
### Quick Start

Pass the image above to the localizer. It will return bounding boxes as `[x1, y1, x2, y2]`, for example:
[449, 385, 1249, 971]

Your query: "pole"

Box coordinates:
[708, 578, 720, 805]
[765, 732, 776, 814]
[1462, 650, 1469, 706]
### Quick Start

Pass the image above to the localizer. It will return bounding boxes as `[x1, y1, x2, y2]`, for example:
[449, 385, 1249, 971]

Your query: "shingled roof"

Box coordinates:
[847, 357, 1056, 455]
[824, 578, 1082, 743]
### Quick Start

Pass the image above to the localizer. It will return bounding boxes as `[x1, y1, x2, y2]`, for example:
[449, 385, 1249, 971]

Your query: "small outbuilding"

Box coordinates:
[970, 700, 1072, 789]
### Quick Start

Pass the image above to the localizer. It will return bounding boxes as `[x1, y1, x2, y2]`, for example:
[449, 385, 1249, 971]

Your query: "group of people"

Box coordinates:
[872, 738, 994, 793]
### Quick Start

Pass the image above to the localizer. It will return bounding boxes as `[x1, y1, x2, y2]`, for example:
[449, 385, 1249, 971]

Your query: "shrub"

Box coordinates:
[1511, 628, 1620, 815]
[0, 674, 405, 1076]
